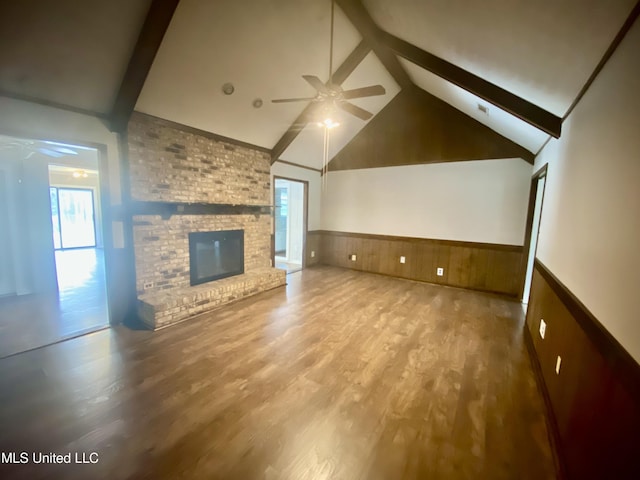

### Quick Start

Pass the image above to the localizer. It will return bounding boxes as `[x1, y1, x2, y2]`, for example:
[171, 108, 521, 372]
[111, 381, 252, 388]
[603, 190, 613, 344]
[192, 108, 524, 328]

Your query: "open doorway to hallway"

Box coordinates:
[274, 177, 307, 274]
[0, 135, 110, 358]
[521, 165, 547, 309]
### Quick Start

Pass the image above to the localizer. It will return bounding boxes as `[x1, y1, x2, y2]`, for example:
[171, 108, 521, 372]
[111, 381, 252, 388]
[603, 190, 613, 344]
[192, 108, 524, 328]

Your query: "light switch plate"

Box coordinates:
[400, 256, 406, 264]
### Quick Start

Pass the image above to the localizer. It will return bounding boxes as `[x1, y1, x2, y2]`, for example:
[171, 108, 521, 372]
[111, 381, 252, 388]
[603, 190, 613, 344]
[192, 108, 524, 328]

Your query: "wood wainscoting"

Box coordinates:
[525, 260, 640, 480]
[306, 230, 322, 267]
[315, 230, 524, 297]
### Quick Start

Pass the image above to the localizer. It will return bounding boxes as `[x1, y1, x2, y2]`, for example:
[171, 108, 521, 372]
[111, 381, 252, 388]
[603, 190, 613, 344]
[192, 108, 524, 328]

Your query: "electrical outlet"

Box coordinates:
[400, 256, 406, 264]
[311, 251, 315, 258]
[350, 254, 357, 261]
[555, 356, 562, 375]
[539, 319, 546, 340]
[144, 282, 154, 290]
[436, 267, 444, 276]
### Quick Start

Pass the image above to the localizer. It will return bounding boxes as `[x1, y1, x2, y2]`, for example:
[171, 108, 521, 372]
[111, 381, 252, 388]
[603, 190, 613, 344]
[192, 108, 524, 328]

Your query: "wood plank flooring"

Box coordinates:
[0, 266, 555, 479]
[0, 248, 109, 358]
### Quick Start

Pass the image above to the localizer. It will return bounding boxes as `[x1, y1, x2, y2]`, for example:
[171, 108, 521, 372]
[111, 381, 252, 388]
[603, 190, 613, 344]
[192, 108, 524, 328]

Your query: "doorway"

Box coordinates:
[0, 135, 110, 358]
[273, 177, 308, 274]
[521, 164, 548, 307]
[50, 187, 97, 249]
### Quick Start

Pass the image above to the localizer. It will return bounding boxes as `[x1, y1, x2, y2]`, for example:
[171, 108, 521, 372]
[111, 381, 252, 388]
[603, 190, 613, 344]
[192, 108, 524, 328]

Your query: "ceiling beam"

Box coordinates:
[109, 0, 180, 133]
[335, 0, 412, 89]
[380, 31, 562, 138]
[270, 40, 371, 164]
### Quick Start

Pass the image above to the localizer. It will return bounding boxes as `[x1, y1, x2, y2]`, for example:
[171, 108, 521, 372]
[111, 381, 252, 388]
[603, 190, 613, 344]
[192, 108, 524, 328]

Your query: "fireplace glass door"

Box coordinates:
[189, 230, 244, 286]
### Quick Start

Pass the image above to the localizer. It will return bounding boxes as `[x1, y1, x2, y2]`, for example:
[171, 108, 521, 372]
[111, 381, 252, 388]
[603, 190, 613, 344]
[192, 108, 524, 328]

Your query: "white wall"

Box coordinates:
[321, 159, 533, 245]
[0, 97, 124, 250]
[286, 180, 304, 264]
[0, 97, 123, 206]
[271, 162, 321, 231]
[534, 20, 640, 362]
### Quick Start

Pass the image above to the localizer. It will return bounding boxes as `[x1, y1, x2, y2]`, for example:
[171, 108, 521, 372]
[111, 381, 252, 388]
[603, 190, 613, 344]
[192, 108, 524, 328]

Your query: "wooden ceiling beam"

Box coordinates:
[380, 31, 562, 138]
[270, 40, 371, 164]
[109, 0, 180, 133]
[335, 0, 412, 89]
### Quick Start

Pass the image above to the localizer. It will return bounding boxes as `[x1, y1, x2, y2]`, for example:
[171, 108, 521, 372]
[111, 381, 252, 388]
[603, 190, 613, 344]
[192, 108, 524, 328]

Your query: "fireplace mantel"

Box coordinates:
[130, 200, 272, 219]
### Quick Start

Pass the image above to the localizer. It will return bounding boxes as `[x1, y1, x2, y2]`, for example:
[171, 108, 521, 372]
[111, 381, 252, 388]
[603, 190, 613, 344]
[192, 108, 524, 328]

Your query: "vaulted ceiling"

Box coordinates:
[0, 0, 637, 170]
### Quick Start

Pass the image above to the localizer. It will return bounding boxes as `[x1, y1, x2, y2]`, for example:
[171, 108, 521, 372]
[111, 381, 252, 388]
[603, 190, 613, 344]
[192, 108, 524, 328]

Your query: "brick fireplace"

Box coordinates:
[127, 112, 285, 329]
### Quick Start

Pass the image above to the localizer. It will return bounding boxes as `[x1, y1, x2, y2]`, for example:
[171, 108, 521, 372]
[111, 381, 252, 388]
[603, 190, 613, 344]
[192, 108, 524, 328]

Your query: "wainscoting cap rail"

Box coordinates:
[318, 230, 523, 252]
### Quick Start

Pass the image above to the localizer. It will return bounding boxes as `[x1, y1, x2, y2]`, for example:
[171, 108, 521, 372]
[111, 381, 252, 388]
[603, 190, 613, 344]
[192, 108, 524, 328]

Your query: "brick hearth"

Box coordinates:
[127, 112, 285, 329]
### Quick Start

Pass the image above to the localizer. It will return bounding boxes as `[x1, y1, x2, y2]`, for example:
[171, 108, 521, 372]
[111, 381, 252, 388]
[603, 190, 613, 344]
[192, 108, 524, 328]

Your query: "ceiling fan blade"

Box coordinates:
[271, 97, 317, 103]
[302, 75, 328, 94]
[37, 147, 67, 158]
[338, 101, 373, 121]
[342, 85, 386, 99]
[49, 146, 78, 155]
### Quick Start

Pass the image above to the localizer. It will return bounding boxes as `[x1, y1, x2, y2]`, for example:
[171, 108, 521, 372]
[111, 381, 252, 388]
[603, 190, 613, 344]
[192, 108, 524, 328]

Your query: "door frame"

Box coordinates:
[272, 175, 309, 269]
[519, 163, 548, 301]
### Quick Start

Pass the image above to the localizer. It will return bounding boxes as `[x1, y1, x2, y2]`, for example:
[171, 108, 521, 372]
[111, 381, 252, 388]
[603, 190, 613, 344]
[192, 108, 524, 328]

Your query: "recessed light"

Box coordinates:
[222, 83, 235, 95]
[253, 98, 263, 108]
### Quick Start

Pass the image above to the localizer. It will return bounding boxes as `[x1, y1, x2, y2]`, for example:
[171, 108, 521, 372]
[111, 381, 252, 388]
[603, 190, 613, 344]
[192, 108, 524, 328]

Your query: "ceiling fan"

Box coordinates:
[271, 0, 385, 122]
[0, 138, 81, 159]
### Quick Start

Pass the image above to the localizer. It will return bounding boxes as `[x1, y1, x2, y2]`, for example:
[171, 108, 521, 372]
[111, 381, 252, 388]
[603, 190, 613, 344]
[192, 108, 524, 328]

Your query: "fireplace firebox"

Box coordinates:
[189, 230, 244, 286]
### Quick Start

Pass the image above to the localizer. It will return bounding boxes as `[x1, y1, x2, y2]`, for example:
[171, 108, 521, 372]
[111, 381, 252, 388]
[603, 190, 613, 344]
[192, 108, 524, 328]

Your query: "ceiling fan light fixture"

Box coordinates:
[318, 118, 340, 129]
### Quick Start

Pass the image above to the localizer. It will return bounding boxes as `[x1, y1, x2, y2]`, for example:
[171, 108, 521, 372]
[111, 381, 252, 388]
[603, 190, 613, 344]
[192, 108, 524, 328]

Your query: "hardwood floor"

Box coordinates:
[275, 259, 303, 274]
[0, 266, 555, 479]
[0, 248, 109, 358]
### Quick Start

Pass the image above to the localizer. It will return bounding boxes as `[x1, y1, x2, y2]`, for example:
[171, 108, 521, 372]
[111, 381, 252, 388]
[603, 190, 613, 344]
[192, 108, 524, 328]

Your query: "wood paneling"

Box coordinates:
[525, 260, 640, 480]
[318, 230, 524, 297]
[306, 230, 322, 267]
[328, 87, 535, 172]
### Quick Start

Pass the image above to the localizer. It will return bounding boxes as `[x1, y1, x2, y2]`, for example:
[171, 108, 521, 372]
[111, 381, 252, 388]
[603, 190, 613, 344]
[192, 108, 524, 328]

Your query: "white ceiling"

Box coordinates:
[0, 0, 152, 114]
[364, 0, 637, 116]
[0, 0, 635, 166]
[137, 0, 363, 149]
